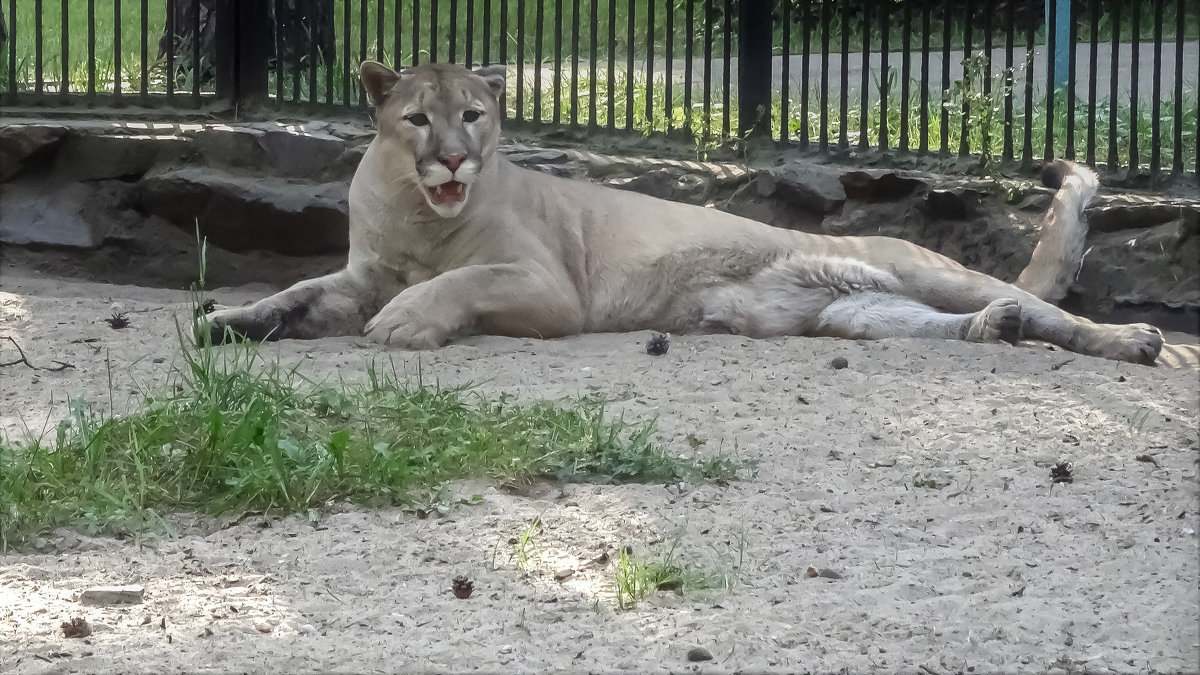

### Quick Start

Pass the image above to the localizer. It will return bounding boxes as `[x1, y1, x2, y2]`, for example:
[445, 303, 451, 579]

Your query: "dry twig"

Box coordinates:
[0, 336, 75, 371]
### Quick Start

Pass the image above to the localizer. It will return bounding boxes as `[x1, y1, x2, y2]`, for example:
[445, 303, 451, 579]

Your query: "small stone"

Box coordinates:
[254, 618, 278, 633]
[830, 356, 849, 370]
[80, 585, 145, 605]
[805, 566, 843, 579]
[686, 646, 714, 662]
[554, 569, 575, 581]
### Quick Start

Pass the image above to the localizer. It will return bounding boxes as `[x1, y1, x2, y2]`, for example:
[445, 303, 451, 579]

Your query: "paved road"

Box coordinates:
[510, 41, 1198, 105]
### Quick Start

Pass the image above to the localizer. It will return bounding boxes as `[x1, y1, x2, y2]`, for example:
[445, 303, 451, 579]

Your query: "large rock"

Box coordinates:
[54, 133, 192, 181]
[1071, 212, 1200, 332]
[0, 124, 68, 182]
[0, 179, 99, 248]
[194, 126, 267, 169]
[134, 168, 348, 255]
[258, 128, 346, 178]
[760, 163, 846, 214]
[839, 169, 926, 202]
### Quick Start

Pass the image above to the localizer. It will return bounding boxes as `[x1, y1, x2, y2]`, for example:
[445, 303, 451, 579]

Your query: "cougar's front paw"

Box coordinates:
[966, 298, 1022, 345]
[363, 308, 453, 350]
[197, 306, 281, 345]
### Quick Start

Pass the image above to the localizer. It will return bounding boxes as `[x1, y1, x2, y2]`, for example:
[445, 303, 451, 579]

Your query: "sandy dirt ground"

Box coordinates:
[1, 268, 1198, 674]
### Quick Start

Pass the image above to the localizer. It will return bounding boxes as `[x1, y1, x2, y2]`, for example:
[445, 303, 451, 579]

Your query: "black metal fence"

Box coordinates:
[2, 1, 1197, 178]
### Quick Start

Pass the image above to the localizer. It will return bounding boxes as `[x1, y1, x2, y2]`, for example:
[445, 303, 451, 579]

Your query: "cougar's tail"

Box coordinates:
[1014, 160, 1099, 303]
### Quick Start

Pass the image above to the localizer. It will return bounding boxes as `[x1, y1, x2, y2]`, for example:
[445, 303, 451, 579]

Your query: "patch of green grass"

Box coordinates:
[509, 515, 543, 572]
[0, 339, 730, 549]
[611, 529, 744, 610]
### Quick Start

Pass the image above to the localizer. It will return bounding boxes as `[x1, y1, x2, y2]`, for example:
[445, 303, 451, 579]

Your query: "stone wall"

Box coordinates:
[1, 120, 1197, 333]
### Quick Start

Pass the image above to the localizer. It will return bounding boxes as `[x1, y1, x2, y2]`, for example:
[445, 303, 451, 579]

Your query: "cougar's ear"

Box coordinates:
[472, 65, 507, 100]
[360, 61, 401, 106]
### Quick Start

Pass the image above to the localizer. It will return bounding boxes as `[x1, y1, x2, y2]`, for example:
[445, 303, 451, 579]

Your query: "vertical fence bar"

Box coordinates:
[568, 0, 578, 126]
[920, 2, 930, 154]
[859, 0, 871, 151]
[1106, 0, 1119, 169]
[8, 0, 18, 102]
[343, 0, 352, 103]
[702, 0, 711, 139]
[665, 0, 674, 129]
[737, 0, 771, 137]
[607, 0, 615, 129]
[191, 0, 200, 105]
[899, 2, 911, 153]
[982, 0, 992, 157]
[800, 0, 810, 149]
[1129, 2, 1140, 171]
[1021, 0, 1035, 167]
[292, 1, 303, 101]
[309, 0, 319, 105]
[837, 0, 848, 148]
[1173, 0, 1184, 173]
[1002, 0, 1014, 161]
[517, 0, 527, 119]
[413, 0, 422, 65]
[61, 0, 69, 99]
[684, 0, 693, 132]
[628, 0, 637, 130]
[430, 0, 440, 62]
[482, 0, 490, 64]
[396, 0, 404, 66]
[820, 0, 830, 148]
[1086, 0, 1098, 165]
[878, 2, 889, 150]
[113, 0, 122, 101]
[164, 0, 173, 101]
[34, 0, 43, 97]
[88, 0, 95, 101]
[780, 0, 790, 142]
[499, 0, 507, 70]
[1064, 4, 1076, 159]
[140, 0, 148, 102]
[449, 0, 458, 63]
[360, 0, 368, 106]
[959, 0, 971, 156]
[553, 0, 562, 123]
[570, 0, 580, 126]
[819, 0, 828, 151]
[273, 0, 282, 105]
[588, 0, 597, 128]
[940, 0, 951, 154]
[721, 0, 731, 137]
[535, 0, 544, 121]
[1149, 0, 1163, 179]
[379, 0, 387, 62]
[465, 0, 474, 65]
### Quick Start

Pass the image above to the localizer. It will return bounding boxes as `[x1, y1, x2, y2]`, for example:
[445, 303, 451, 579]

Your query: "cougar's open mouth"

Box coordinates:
[424, 180, 468, 206]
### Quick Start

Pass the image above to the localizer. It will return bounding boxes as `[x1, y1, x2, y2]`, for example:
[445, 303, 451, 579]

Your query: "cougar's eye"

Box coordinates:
[463, 110, 482, 123]
[406, 113, 430, 127]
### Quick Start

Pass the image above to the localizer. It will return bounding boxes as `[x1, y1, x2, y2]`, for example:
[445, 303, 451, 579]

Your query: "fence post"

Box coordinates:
[214, 0, 270, 108]
[737, 0, 773, 138]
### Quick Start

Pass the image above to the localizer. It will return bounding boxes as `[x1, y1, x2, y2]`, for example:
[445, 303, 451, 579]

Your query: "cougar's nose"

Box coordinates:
[438, 153, 467, 172]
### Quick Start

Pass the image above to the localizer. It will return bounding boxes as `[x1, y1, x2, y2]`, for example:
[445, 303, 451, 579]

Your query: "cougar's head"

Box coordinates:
[360, 61, 506, 218]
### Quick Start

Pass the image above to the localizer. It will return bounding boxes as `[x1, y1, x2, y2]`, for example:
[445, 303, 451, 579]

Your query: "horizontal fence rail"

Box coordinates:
[1, 0, 1197, 178]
